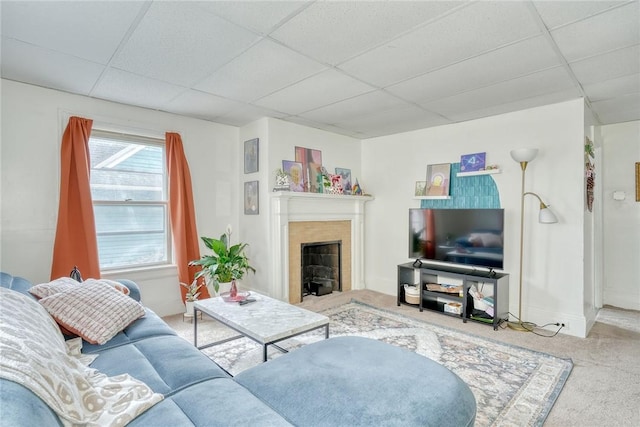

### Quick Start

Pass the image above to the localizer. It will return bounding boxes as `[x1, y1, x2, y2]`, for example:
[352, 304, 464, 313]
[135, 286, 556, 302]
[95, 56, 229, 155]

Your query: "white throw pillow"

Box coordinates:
[29, 277, 81, 299]
[39, 281, 145, 345]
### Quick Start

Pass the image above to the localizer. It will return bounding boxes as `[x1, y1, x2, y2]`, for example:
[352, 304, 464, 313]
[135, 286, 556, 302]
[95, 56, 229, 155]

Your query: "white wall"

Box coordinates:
[361, 99, 590, 337]
[600, 121, 640, 310]
[0, 80, 238, 316]
[237, 118, 361, 297]
[2, 79, 621, 335]
[236, 118, 270, 295]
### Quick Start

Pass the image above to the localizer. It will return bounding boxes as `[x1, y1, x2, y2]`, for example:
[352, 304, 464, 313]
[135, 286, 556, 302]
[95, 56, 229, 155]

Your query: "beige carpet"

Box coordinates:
[164, 290, 640, 427]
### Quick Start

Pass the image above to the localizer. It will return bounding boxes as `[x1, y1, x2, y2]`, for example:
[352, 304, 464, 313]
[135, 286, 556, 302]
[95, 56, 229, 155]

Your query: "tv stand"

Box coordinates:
[397, 262, 509, 330]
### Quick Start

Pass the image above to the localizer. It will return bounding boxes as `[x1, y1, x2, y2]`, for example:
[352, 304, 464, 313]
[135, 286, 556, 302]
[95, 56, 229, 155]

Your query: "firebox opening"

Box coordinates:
[301, 240, 342, 300]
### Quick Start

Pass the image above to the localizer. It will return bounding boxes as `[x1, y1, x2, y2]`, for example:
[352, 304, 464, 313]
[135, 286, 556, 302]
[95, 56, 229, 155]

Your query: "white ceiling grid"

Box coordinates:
[1, 0, 638, 139]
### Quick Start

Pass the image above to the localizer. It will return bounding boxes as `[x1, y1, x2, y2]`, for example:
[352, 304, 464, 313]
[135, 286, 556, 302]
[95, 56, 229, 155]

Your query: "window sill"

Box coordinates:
[101, 264, 177, 281]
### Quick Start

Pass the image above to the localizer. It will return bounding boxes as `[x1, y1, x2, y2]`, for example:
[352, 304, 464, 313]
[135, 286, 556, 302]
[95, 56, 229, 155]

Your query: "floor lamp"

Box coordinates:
[509, 148, 558, 332]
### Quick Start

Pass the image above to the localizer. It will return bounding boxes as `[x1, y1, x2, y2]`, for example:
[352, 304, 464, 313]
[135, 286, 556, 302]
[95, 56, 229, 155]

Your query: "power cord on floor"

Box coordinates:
[506, 312, 565, 337]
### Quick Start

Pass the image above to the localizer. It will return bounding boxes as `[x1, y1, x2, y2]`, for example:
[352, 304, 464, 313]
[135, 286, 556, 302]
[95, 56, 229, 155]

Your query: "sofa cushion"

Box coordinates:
[236, 336, 476, 427]
[0, 380, 63, 427]
[81, 307, 178, 354]
[89, 335, 231, 395]
[0, 272, 41, 299]
[39, 280, 145, 345]
[128, 379, 293, 427]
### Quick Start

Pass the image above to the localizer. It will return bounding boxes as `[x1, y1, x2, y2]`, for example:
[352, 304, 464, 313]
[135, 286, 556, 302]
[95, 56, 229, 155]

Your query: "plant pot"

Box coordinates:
[185, 300, 195, 316]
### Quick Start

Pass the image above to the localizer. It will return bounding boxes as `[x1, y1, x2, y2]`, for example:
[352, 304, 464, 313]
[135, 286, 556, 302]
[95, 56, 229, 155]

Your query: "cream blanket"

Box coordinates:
[0, 287, 162, 426]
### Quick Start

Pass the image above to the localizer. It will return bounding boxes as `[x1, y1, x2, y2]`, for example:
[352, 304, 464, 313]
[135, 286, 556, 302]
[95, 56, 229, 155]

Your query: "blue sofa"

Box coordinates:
[0, 272, 476, 426]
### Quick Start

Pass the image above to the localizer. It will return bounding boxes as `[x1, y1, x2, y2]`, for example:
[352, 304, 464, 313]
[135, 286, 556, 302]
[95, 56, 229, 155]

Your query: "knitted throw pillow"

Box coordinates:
[39, 281, 144, 345]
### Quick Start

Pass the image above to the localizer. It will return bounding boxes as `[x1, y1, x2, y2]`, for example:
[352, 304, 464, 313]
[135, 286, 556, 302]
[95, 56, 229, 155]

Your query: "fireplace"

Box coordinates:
[301, 240, 342, 299]
[269, 192, 373, 304]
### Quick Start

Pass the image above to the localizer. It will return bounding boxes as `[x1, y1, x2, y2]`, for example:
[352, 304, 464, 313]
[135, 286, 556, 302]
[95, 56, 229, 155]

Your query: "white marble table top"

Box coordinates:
[194, 292, 329, 344]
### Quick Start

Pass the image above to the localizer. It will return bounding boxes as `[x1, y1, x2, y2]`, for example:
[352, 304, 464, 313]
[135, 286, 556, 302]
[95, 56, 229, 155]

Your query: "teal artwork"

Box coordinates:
[421, 163, 500, 209]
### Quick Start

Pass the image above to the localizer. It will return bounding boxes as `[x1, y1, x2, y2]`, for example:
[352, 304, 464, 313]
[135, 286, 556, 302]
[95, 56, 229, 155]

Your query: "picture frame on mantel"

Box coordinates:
[244, 138, 259, 174]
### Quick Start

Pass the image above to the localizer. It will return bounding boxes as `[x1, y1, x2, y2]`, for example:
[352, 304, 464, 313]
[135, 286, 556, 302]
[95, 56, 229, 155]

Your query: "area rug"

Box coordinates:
[182, 300, 573, 427]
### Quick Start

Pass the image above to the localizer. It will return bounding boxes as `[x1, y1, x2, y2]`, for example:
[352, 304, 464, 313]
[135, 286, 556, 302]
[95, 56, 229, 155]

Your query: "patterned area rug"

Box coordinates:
[189, 301, 573, 427]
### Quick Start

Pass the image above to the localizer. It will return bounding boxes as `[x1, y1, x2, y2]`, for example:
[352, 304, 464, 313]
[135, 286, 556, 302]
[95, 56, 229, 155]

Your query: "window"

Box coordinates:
[89, 130, 170, 270]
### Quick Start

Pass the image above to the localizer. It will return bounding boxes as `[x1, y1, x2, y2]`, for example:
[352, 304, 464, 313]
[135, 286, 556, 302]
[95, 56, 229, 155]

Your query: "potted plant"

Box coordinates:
[181, 280, 202, 316]
[189, 226, 256, 295]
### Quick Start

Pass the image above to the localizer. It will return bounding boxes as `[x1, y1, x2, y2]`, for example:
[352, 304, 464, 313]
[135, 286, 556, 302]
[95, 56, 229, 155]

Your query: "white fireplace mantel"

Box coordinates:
[269, 192, 374, 301]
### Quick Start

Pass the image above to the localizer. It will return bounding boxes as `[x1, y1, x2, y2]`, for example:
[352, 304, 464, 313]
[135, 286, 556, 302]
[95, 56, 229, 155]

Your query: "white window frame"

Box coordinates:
[89, 129, 172, 271]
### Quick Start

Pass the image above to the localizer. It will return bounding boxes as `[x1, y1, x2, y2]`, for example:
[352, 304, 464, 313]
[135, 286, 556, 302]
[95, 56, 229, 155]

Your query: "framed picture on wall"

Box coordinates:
[244, 181, 259, 215]
[244, 138, 259, 174]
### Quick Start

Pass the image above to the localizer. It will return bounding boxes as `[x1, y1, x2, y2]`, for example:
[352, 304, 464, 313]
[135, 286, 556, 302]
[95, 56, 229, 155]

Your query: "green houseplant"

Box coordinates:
[189, 226, 256, 294]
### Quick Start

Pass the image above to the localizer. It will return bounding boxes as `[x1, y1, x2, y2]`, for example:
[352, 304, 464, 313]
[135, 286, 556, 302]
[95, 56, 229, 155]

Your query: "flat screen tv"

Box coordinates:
[409, 208, 504, 270]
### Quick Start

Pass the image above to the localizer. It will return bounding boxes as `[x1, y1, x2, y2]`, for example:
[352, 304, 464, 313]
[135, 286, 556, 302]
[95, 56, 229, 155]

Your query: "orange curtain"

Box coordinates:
[50, 116, 101, 280]
[166, 132, 211, 301]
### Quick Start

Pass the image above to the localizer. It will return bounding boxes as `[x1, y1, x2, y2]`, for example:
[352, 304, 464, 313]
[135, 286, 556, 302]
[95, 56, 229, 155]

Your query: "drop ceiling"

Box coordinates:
[2, 1, 638, 139]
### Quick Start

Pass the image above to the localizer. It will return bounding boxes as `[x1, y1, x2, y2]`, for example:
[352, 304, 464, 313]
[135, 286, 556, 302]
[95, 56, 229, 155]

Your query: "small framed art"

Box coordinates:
[426, 163, 451, 196]
[282, 160, 304, 192]
[415, 181, 427, 196]
[244, 181, 259, 215]
[244, 138, 259, 174]
[335, 168, 352, 194]
[460, 152, 486, 172]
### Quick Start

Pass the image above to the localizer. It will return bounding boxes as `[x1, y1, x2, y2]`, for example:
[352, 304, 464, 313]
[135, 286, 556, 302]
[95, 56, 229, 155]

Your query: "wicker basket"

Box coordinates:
[404, 284, 420, 305]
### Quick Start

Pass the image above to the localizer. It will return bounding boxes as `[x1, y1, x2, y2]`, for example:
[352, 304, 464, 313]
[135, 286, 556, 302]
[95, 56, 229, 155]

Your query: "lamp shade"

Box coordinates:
[510, 148, 538, 163]
[538, 206, 558, 224]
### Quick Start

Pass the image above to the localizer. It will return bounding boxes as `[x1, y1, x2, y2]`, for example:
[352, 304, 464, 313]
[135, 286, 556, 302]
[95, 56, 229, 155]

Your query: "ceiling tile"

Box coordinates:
[112, 2, 260, 86]
[299, 91, 410, 124]
[532, 1, 630, 30]
[252, 69, 375, 115]
[550, 1, 640, 62]
[583, 73, 640, 101]
[218, 104, 289, 127]
[284, 116, 365, 138]
[387, 36, 561, 103]
[570, 44, 640, 85]
[591, 93, 640, 115]
[195, 39, 325, 102]
[340, 1, 541, 87]
[162, 90, 245, 121]
[193, 1, 312, 35]
[421, 67, 577, 118]
[0, 1, 145, 64]
[447, 89, 582, 123]
[269, 1, 464, 65]
[92, 68, 187, 110]
[334, 105, 450, 138]
[1, 38, 105, 95]
[594, 103, 640, 124]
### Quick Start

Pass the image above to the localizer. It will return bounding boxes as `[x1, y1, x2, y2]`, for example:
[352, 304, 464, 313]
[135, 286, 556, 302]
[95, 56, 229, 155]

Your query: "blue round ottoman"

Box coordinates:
[235, 336, 476, 426]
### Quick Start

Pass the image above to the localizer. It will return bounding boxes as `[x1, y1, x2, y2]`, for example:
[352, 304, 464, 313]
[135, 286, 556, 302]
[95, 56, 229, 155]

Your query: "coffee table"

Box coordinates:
[194, 292, 329, 362]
